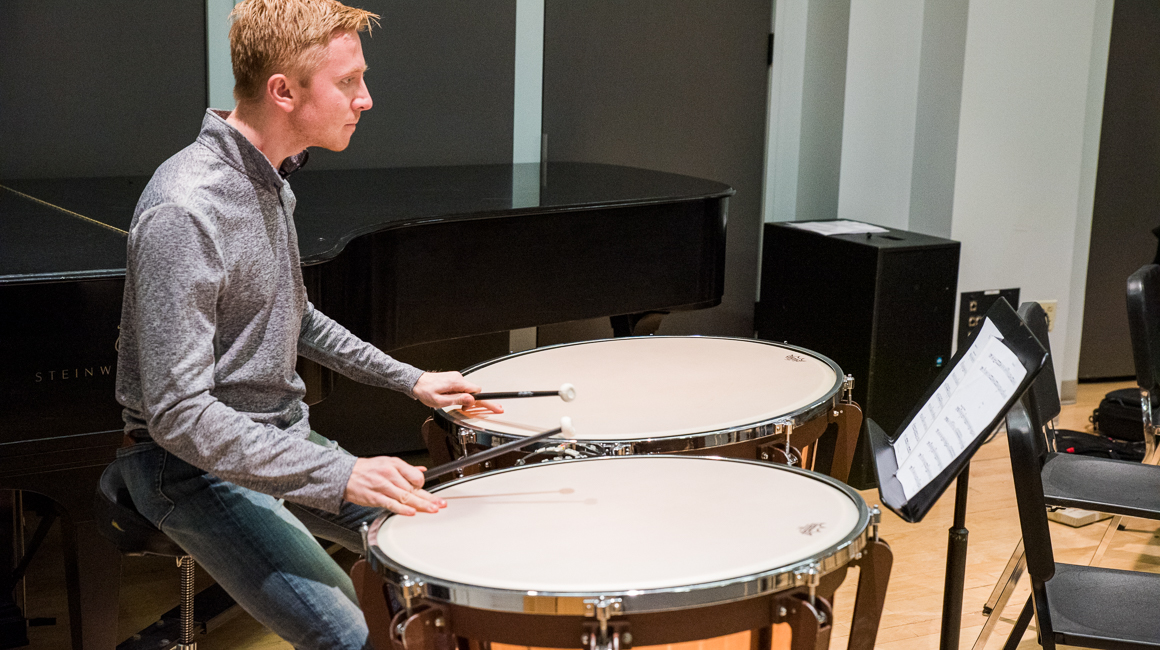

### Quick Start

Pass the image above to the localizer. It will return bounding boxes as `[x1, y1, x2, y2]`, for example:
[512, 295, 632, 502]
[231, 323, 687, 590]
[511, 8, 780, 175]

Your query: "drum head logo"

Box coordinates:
[799, 522, 825, 536]
[786, 354, 806, 363]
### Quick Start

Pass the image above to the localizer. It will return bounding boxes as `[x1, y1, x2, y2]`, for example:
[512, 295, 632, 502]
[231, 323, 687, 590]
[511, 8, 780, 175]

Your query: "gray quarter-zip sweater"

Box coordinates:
[116, 109, 424, 513]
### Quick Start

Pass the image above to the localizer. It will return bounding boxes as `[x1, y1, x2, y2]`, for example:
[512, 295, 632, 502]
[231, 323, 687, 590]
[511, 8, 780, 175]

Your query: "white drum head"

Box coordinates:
[376, 456, 863, 593]
[446, 337, 839, 440]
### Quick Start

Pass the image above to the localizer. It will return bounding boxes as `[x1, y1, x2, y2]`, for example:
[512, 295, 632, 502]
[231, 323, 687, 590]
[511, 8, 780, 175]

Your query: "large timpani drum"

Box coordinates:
[424, 336, 863, 481]
[352, 456, 892, 650]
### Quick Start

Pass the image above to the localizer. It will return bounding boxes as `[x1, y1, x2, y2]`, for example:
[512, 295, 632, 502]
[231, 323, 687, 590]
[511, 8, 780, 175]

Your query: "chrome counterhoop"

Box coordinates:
[435, 336, 846, 457]
[367, 456, 871, 616]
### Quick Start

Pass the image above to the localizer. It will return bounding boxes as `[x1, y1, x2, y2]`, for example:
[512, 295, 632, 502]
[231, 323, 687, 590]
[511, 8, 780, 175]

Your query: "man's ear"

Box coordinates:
[267, 74, 295, 114]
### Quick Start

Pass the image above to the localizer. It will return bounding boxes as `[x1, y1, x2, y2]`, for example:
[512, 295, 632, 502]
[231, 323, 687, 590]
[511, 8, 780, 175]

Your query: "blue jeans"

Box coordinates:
[115, 440, 382, 650]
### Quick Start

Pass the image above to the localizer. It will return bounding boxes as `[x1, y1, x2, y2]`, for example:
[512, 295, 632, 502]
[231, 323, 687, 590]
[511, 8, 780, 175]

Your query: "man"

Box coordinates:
[114, 1, 497, 647]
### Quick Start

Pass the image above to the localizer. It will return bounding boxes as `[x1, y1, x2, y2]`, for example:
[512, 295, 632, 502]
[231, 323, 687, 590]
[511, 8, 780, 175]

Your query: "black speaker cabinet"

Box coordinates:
[755, 221, 960, 488]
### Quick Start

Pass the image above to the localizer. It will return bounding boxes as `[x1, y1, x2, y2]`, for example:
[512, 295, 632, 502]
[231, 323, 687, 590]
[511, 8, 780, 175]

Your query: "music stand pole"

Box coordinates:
[939, 462, 971, 650]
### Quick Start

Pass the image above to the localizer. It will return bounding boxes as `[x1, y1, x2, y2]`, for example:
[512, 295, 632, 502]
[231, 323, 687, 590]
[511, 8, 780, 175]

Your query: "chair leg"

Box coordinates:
[983, 538, 1025, 615]
[1088, 515, 1122, 567]
[1000, 596, 1034, 650]
[972, 551, 1026, 650]
[176, 556, 197, 650]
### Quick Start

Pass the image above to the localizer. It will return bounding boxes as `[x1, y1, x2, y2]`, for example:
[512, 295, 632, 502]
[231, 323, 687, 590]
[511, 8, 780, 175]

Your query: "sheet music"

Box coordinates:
[783, 220, 889, 236]
[893, 319, 1002, 466]
[893, 323, 1025, 500]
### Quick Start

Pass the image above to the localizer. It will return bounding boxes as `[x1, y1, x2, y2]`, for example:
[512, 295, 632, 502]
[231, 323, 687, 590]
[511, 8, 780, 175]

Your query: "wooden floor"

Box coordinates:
[16, 381, 1155, 650]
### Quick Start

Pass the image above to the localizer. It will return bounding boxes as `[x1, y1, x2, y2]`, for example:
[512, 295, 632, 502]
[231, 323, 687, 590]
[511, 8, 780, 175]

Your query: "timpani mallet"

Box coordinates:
[472, 383, 576, 402]
[423, 417, 575, 481]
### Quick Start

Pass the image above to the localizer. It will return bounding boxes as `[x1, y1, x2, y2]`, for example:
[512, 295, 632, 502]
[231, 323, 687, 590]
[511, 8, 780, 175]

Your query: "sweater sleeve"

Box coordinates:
[127, 204, 356, 512]
[296, 302, 425, 395]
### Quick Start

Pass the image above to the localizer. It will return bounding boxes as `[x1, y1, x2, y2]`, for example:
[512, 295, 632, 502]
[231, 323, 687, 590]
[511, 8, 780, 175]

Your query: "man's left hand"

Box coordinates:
[412, 371, 504, 413]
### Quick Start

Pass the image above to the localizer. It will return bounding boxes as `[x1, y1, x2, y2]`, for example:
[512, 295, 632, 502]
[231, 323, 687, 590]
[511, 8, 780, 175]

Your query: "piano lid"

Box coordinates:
[289, 162, 734, 264]
[0, 162, 733, 283]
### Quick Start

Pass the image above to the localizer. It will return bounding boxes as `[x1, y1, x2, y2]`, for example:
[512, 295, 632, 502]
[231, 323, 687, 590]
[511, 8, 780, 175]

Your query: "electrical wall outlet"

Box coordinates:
[1039, 300, 1058, 332]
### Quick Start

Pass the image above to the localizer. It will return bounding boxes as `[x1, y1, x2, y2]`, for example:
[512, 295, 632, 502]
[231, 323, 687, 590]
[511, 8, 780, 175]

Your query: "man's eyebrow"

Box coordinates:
[340, 65, 369, 77]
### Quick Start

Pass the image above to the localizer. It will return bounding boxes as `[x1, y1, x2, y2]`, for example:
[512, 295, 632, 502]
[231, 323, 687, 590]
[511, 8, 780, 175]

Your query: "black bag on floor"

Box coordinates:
[1090, 387, 1153, 442]
[1054, 428, 1145, 461]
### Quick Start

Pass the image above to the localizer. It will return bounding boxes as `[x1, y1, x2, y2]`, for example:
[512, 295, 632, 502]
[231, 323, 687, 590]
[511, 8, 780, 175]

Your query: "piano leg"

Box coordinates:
[1, 490, 30, 649]
[3, 463, 122, 650]
[610, 311, 667, 337]
[59, 515, 121, 650]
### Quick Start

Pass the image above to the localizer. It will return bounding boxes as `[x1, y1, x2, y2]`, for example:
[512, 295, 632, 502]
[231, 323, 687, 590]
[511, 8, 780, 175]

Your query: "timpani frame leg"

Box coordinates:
[422, 418, 457, 470]
[830, 403, 862, 485]
[750, 625, 773, 650]
[353, 559, 398, 650]
[780, 595, 832, 650]
[844, 538, 892, 650]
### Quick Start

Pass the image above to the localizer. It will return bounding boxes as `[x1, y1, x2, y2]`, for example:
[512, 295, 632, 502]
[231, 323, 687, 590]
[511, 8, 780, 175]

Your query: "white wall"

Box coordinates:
[950, 0, 1113, 395]
[773, 0, 1112, 394]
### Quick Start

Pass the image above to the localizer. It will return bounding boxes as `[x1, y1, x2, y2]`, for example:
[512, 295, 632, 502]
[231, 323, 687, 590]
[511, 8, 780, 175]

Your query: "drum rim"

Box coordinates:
[436, 336, 847, 452]
[366, 455, 871, 615]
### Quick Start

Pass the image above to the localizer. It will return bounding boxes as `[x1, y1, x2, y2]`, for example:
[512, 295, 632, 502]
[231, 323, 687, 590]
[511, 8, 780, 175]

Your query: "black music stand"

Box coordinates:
[864, 298, 1047, 650]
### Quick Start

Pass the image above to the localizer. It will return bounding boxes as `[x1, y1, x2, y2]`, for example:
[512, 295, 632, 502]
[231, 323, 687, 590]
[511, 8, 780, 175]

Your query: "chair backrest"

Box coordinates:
[1005, 396, 1056, 582]
[1127, 264, 1160, 395]
[1017, 302, 1062, 429]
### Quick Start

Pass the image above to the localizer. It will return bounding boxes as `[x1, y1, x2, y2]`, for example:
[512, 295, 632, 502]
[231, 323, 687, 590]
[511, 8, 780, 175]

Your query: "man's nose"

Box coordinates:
[354, 78, 372, 112]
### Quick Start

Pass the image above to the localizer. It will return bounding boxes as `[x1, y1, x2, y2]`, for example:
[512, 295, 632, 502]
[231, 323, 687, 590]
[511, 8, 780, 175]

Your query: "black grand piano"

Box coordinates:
[0, 161, 731, 648]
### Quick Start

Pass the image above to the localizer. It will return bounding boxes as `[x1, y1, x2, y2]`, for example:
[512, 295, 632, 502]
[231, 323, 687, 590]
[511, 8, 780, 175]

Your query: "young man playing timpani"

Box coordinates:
[114, 1, 498, 646]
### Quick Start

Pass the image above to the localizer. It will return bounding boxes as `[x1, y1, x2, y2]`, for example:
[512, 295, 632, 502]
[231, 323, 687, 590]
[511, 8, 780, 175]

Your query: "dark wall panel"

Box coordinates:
[543, 0, 770, 337]
[307, 0, 516, 170]
[0, 2, 207, 179]
[1079, 0, 1160, 379]
[300, 2, 517, 453]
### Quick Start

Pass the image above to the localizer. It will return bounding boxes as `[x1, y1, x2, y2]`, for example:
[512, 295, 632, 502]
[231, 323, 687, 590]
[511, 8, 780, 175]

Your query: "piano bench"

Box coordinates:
[94, 463, 198, 650]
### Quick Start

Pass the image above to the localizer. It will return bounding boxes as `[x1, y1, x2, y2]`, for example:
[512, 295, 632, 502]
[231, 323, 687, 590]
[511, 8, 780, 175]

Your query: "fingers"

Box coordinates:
[345, 457, 447, 515]
[472, 399, 504, 414]
[390, 484, 443, 515]
[459, 401, 504, 417]
[414, 371, 487, 409]
[391, 457, 427, 488]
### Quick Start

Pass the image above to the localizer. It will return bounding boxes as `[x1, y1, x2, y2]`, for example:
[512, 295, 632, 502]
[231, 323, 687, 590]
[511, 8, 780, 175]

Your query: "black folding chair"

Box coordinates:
[974, 302, 1160, 650]
[1002, 396, 1160, 649]
[1127, 264, 1160, 464]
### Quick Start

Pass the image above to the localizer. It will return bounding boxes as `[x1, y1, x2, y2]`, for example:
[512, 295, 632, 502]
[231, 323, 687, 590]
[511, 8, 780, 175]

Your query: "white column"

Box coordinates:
[513, 0, 545, 166]
[762, 0, 851, 224]
[510, 0, 545, 351]
[835, 0, 925, 230]
[206, 0, 237, 110]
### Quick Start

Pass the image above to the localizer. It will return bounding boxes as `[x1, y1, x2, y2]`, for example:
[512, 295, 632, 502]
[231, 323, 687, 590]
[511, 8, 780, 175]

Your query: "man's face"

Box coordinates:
[290, 30, 372, 151]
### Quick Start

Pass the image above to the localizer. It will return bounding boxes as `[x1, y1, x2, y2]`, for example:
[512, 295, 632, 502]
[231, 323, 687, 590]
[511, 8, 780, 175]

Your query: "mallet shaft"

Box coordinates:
[472, 390, 558, 400]
[425, 426, 564, 481]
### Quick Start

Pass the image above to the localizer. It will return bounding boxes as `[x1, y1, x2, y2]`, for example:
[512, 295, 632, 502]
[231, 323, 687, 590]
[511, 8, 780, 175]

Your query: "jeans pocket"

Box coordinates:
[114, 442, 174, 528]
[114, 440, 159, 459]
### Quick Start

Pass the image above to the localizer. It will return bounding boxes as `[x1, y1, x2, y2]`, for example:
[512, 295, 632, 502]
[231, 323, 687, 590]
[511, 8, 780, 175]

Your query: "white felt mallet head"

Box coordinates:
[558, 383, 577, 402]
[560, 416, 575, 439]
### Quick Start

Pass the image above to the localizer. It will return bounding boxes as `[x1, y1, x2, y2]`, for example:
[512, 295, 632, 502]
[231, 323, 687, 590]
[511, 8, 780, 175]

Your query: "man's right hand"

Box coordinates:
[344, 456, 446, 515]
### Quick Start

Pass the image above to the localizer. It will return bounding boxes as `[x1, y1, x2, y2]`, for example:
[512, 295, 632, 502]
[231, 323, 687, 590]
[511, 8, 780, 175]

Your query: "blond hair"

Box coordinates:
[229, 0, 379, 104]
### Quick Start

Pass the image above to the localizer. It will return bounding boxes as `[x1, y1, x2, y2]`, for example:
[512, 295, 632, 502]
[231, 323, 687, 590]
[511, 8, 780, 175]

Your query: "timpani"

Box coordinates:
[424, 336, 862, 481]
[352, 456, 892, 650]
